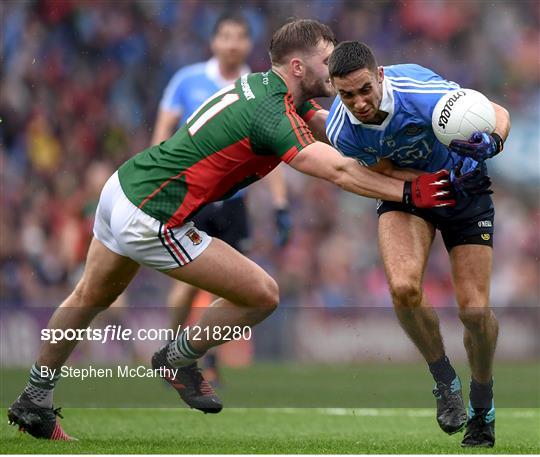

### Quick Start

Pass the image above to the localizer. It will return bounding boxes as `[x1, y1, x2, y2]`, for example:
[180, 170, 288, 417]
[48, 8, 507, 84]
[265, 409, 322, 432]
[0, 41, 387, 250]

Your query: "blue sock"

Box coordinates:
[470, 378, 493, 410]
[428, 355, 457, 384]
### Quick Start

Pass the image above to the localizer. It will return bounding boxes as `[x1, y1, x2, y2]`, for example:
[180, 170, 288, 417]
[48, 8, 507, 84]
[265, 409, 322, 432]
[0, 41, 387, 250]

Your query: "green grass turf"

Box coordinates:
[1, 407, 539, 454]
[2, 362, 539, 408]
[1, 362, 539, 453]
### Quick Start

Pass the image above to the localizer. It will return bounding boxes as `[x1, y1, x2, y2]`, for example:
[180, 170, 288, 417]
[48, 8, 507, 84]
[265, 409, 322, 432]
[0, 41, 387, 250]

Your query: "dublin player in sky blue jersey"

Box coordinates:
[8, 21, 463, 441]
[151, 14, 291, 384]
[326, 42, 510, 448]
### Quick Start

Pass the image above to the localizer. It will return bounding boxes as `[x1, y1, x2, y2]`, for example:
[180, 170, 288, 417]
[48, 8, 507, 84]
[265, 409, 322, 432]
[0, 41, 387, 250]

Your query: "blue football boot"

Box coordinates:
[461, 400, 495, 447]
[433, 375, 467, 434]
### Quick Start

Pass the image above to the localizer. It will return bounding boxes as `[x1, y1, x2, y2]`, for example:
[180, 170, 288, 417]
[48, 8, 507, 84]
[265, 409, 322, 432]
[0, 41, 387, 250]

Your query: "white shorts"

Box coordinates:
[93, 171, 212, 271]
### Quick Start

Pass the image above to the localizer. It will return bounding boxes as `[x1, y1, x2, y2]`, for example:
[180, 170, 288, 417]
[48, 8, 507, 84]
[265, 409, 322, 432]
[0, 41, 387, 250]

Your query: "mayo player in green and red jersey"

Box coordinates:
[8, 20, 462, 440]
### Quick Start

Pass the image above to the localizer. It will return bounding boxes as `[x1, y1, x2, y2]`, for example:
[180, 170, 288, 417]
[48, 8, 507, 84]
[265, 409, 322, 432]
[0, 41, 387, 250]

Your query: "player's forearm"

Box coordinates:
[492, 102, 511, 142]
[289, 143, 405, 202]
[150, 128, 168, 146]
[151, 116, 172, 145]
[150, 110, 181, 146]
[369, 158, 423, 182]
[379, 167, 424, 181]
[265, 166, 288, 209]
[335, 159, 404, 202]
[289, 144, 452, 208]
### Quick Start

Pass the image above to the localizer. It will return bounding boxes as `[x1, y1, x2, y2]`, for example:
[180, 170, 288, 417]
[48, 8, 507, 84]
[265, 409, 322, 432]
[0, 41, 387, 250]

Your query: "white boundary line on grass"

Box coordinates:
[223, 407, 540, 418]
[80, 407, 540, 418]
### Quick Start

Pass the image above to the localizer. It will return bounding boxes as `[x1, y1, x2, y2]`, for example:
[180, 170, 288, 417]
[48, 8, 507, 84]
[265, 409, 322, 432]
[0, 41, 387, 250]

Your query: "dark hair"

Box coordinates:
[269, 19, 336, 65]
[329, 41, 378, 78]
[212, 13, 251, 38]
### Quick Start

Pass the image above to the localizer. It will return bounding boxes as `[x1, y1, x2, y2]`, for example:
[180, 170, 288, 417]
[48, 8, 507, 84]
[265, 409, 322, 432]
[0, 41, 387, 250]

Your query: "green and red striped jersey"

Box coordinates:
[118, 70, 321, 228]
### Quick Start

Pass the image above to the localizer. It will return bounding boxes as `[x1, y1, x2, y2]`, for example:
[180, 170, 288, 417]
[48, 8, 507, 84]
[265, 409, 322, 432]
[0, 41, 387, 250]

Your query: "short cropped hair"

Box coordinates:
[269, 19, 336, 66]
[212, 13, 251, 38]
[328, 41, 378, 78]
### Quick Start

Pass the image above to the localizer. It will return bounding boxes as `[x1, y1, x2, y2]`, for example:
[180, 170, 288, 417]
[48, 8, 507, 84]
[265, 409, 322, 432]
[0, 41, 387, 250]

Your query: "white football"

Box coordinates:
[431, 88, 496, 146]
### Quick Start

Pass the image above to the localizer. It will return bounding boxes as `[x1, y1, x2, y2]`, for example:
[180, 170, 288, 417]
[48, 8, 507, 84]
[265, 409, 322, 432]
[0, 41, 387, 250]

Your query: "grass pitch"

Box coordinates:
[2, 407, 539, 454]
[1, 362, 539, 453]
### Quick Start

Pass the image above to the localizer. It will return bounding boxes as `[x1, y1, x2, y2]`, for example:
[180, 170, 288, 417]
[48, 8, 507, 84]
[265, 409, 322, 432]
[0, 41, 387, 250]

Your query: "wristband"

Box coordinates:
[402, 181, 412, 206]
[490, 132, 504, 156]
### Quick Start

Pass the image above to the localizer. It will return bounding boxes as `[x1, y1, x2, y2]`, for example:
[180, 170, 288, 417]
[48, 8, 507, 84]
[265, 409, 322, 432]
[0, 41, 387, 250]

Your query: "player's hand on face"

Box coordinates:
[274, 208, 292, 247]
[449, 132, 501, 161]
[403, 169, 456, 209]
[450, 157, 493, 196]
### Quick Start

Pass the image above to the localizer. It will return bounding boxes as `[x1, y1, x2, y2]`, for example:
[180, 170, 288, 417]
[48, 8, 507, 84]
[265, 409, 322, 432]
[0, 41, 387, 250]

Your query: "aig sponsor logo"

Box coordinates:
[391, 140, 433, 165]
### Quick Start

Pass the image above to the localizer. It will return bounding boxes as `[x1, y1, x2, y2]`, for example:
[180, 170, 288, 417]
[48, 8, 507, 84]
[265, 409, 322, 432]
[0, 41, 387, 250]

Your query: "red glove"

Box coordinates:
[402, 170, 456, 209]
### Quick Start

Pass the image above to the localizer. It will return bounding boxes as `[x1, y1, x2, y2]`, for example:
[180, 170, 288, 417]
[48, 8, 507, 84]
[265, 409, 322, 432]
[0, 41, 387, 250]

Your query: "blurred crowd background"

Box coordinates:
[1, 1, 539, 361]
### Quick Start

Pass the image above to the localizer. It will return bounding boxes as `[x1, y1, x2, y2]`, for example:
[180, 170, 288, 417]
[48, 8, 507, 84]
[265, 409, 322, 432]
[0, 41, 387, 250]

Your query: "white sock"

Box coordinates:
[23, 363, 60, 408]
[166, 331, 206, 368]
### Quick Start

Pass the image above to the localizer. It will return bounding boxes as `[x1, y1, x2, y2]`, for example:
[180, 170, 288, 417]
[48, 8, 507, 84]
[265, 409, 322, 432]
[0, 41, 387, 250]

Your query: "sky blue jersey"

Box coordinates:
[326, 64, 465, 173]
[159, 57, 250, 123]
[159, 57, 250, 199]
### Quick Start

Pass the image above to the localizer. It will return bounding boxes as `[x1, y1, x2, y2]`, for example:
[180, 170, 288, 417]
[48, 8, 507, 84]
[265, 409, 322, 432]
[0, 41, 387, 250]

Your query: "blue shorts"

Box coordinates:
[190, 197, 251, 253]
[377, 193, 494, 252]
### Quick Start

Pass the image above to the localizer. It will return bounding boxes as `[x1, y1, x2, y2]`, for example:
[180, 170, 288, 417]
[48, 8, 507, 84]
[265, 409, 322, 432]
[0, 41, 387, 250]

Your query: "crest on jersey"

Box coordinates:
[405, 125, 423, 136]
[186, 228, 203, 245]
[481, 234, 491, 241]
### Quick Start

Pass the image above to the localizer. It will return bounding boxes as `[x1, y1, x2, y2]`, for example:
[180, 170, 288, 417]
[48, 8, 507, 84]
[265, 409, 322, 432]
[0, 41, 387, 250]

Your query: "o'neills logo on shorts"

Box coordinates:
[438, 90, 467, 130]
[186, 228, 203, 245]
[478, 220, 492, 228]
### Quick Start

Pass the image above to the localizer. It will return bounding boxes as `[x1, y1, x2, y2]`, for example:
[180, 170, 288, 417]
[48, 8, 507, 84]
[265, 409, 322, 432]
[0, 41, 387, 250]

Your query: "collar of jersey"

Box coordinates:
[343, 77, 395, 131]
[205, 57, 250, 87]
[270, 69, 289, 92]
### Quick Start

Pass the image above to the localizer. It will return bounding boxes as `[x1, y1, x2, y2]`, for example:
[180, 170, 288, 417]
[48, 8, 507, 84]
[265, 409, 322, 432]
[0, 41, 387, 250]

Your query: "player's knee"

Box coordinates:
[236, 276, 278, 324]
[72, 280, 121, 310]
[459, 306, 492, 331]
[256, 276, 279, 313]
[389, 281, 422, 308]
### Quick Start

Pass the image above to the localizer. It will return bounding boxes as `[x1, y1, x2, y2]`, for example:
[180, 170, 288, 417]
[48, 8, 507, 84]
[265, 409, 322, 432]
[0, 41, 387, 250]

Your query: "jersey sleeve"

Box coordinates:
[325, 99, 378, 167]
[250, 95, 316, 163]
[158, 70, 186, 115]
[297, 99, 323, 122]
[388, 64, 461, 124]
